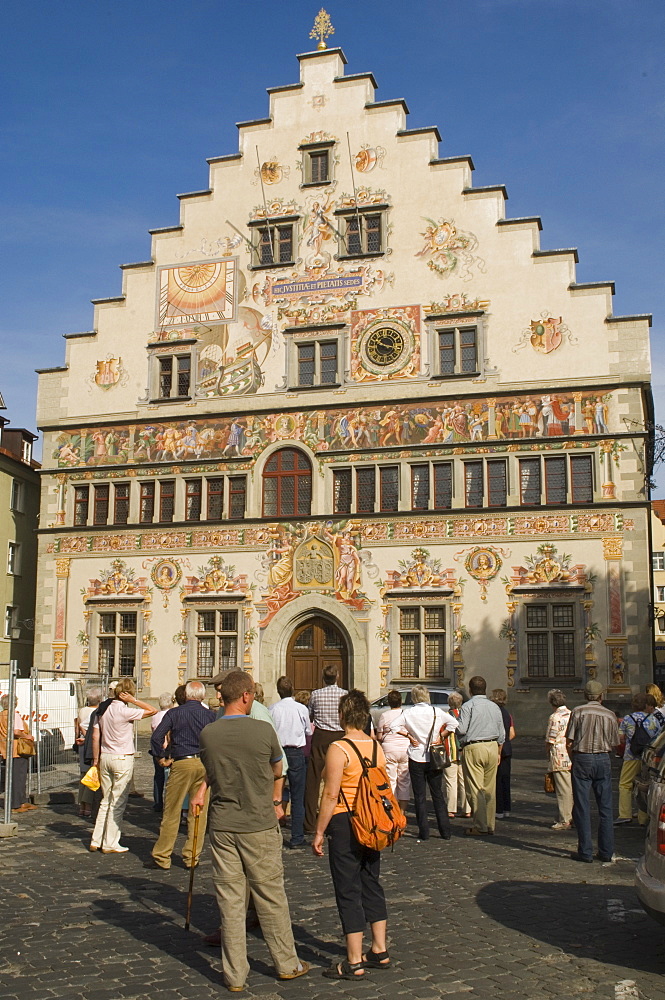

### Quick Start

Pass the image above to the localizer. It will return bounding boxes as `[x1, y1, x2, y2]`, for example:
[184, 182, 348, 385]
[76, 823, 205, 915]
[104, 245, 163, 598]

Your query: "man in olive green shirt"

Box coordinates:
[192, 670, 308, 992]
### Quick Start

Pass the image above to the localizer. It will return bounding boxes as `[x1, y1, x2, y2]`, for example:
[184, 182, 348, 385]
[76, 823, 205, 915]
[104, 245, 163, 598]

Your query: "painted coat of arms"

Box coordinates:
[530, 317, 562, 354]
[94, 357, 122, 388]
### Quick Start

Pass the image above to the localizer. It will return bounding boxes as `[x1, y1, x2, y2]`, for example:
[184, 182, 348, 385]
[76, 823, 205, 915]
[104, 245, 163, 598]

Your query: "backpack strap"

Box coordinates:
[337, 738, 375, 815]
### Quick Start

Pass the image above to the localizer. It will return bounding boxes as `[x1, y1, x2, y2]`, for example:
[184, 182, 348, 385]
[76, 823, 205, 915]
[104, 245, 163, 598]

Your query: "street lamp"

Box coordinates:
[11, 618, 34, 640]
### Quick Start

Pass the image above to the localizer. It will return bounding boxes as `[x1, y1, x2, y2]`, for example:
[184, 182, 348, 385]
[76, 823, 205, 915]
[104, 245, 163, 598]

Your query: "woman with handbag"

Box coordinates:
[0, 694, 37, 813]
[545, 689, 573, 830]
[395, 685, 458, 842]
[312, 689, 392, 981]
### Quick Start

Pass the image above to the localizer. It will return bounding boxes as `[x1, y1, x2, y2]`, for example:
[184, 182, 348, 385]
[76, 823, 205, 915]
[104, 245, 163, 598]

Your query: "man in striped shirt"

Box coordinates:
[304, 665, 347, 834]
[565, 680, 619, 863]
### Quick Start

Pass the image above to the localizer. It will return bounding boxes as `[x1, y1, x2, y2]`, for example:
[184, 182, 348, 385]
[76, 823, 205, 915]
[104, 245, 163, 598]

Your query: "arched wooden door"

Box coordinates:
[286, 617, 348, 691]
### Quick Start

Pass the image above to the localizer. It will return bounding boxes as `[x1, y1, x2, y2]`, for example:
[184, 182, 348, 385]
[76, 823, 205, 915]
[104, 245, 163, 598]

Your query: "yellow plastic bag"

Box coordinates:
[81, 766, 100, 792]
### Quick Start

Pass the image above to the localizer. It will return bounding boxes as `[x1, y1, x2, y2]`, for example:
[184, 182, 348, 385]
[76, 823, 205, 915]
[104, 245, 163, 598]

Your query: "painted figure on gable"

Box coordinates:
[99, 559, 140, 595]
[334, 529, 362, 600]
[524, 544, 571, 585]
[415, 217, 485, 280]
[302, 193, 336, 261]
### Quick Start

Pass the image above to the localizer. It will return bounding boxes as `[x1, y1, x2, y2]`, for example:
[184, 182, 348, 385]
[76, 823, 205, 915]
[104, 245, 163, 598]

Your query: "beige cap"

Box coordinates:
[584, 680, 604, 698]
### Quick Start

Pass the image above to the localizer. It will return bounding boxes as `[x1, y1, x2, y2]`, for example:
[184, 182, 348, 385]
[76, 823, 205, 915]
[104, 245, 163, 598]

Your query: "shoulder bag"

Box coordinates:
[427, 706, 449, 772]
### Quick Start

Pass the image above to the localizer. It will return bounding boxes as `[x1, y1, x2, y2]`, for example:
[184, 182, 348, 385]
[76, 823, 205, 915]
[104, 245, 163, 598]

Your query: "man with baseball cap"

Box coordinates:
[565, 681, 619, 863]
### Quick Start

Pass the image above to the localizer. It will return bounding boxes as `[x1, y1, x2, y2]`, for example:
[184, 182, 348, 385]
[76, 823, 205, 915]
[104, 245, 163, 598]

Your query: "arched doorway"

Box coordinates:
[285, 616, 348, 691]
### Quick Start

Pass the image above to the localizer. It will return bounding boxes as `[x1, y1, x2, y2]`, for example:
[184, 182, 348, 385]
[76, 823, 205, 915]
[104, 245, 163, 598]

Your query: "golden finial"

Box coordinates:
[310, 8, 334, 50]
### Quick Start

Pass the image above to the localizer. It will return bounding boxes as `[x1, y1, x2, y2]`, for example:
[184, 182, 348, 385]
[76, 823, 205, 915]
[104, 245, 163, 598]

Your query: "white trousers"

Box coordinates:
[91, 753, 134, 850]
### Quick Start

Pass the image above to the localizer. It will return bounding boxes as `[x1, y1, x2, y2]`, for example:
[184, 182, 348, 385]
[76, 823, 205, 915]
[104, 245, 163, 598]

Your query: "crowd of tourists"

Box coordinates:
[4, 668, 664, 992]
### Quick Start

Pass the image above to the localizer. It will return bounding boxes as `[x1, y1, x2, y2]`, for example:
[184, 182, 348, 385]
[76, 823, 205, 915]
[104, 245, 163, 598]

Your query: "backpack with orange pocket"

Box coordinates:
[338, 738, 407, 851]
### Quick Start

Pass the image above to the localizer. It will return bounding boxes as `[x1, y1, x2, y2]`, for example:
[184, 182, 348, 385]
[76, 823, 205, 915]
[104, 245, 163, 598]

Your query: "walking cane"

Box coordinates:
[185, 809, 201, 931]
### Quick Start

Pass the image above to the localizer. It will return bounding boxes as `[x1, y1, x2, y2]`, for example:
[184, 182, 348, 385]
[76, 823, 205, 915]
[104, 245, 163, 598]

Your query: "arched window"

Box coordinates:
[262, 448, 312, 517]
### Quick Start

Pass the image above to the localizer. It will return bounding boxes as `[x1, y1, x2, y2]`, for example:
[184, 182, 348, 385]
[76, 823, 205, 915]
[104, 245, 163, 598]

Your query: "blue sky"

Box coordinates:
[2, 0, 664, 486]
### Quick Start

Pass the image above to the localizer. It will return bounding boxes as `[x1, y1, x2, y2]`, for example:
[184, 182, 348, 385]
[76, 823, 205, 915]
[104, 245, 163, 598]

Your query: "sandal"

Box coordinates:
[278, 961, 310, 980]
[322, 960, 366, 980]
[363, 949, 391, 969]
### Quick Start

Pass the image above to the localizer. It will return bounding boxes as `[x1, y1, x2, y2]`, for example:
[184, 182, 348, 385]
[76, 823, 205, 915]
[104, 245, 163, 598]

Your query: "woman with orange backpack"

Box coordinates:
[312, 689, 402, 981]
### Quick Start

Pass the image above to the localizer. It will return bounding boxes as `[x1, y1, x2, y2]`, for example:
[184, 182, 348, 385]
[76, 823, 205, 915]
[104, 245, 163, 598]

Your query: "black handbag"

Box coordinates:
[427, 706, 448, 772]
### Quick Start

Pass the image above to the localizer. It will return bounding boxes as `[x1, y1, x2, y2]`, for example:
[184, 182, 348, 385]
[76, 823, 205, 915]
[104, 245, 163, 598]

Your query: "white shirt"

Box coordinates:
[393, 702, 458, 763]
[269, 697, 312, 748]
[94, 700, 144, 754]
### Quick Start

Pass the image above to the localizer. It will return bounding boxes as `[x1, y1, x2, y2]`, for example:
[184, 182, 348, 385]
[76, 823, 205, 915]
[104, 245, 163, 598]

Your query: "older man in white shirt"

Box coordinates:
[392, 685, 458, 842]
[270, 676, 312, 849]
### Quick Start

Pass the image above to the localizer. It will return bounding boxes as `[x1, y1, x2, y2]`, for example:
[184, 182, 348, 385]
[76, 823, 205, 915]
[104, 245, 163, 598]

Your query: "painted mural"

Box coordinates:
[92, 356, 125, 390]
[51, 390, 615, 468]
[182, 555, 249, 597]
[457, 545, 508, 601]
[416, 218, 486, 280]
[350, 306, 421, 382]
[85, 559, 149, 597]
[253, 157, 291, 186]
[196, 306, 273, 397]
[156, 259, 237, 329]
[259, 520, 367, 626]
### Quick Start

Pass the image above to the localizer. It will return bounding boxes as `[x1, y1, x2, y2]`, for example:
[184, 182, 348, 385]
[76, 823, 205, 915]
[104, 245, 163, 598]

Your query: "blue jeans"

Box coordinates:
[284, 746, 307, 846]
[571, 752, 614, 860]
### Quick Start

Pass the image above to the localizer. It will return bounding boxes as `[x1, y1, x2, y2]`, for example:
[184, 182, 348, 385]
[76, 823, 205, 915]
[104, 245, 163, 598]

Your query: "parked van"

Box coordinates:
[0, 678, 78, 751]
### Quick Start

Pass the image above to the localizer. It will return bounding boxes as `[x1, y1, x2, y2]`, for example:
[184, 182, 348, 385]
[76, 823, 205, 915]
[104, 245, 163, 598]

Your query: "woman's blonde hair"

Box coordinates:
[114, 677, 136, 698]
[410, 684, 431, 704]
[646, 683, 665, 708]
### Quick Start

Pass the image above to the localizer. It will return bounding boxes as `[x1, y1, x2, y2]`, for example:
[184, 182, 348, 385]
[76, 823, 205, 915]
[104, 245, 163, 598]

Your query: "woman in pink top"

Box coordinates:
[376, 690, 411, 811]
[90, 678, 155, 854]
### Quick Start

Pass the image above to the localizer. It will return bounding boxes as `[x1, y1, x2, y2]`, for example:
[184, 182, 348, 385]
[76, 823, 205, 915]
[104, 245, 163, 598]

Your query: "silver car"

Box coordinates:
[370, 686, 456, 728]
[635, 747, 665, 924]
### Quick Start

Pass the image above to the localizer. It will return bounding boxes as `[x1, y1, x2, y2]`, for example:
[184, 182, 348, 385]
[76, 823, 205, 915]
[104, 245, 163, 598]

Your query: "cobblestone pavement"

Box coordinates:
[1, 738, 665, 1000]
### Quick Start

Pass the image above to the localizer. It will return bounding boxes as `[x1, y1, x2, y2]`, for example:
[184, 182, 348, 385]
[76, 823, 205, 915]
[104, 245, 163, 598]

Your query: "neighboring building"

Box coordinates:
[34, 38, 654, 732]
[651, 501, 665, 689]
[0, 402, 39, 679]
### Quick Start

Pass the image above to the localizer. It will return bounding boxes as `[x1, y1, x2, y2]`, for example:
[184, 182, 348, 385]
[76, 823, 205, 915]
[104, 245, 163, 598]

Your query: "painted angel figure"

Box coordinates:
[334, 530, 361, 599]
[302, 193, 336, 257]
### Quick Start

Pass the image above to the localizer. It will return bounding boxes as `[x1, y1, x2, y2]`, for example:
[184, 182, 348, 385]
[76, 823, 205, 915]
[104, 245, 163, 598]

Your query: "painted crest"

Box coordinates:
[355, 144, 386, 173]
[261, 160, 283, 185]
[94, 357, 121, 388]
[415, 217, 486, 280]
[530, 317, 562, 354]
[294, 536, 335, 588]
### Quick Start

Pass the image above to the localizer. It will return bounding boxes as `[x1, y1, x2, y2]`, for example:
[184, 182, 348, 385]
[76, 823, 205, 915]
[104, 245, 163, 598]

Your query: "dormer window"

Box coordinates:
[300, 141, 334, 187]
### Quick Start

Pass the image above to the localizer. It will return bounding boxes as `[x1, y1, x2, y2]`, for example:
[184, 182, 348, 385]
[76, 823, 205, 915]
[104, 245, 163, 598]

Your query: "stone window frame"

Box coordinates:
[284, 325, 345, 391]
[145, 340, 198, 404]
[86, 598, 146, 680]
[513, 587, 586, 685]
[425, 311, 486, 381]
[383, 593, 455, 685]
[182, 597, 245, 681]
[334, 204, 389, 260]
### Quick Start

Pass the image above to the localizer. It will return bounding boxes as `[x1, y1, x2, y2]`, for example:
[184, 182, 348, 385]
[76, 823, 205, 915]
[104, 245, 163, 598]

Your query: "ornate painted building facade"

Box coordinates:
[34, 44, 654, 731]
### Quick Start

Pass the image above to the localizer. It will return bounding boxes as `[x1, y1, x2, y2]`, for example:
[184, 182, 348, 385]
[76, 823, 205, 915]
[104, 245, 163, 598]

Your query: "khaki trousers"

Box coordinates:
[444, 761, 470, 815]
[553, 769, 573, 824]
[210, 825, 299, 988]
[462, 741, 499, 833]
[151, 757, 209, 868]
[617, 757, 641, 820]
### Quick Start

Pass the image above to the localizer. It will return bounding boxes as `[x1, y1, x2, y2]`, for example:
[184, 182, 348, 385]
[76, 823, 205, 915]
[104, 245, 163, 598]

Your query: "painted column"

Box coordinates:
[52, 558, 70, 671]
[55, 474, 68, 527]
[600, 441, 617, 500]
[603, 536, 629, 693]
[573, 392, 584, 435]
[486, 398, 497, 439]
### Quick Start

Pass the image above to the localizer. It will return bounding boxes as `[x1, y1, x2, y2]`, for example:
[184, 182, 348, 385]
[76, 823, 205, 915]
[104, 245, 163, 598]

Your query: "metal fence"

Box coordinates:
[27, 668, 109, 795]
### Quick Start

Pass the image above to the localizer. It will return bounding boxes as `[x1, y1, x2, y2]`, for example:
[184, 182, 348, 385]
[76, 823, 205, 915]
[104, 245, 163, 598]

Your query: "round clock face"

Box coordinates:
[365, 327, 405, 366]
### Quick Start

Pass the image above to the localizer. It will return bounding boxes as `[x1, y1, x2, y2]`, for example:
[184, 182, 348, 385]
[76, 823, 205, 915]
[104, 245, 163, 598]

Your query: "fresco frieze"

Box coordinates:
[252, 260, 390, 308]
[51, 391, 616, 469]
[423, 294, 489, 315]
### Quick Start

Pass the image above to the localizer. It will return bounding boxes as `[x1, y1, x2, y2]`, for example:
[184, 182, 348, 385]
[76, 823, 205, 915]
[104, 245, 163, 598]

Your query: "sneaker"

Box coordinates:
[613, 817, 632, 826]
[495, 812, 504, 819]
[551, 822, 571, 831]
[503, 811, 511, 817]
[102, 846, 129, 854]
